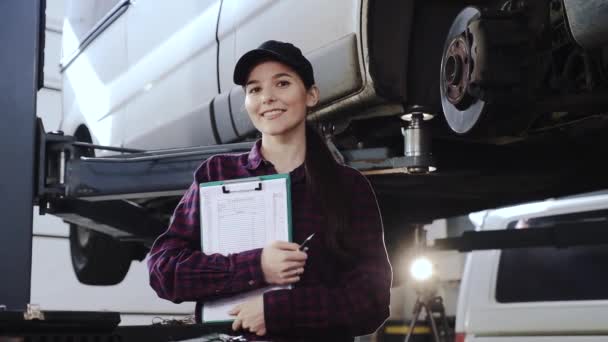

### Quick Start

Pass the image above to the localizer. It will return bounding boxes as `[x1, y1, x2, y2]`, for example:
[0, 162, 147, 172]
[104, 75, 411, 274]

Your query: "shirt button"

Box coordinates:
[248, 280, 255, 286]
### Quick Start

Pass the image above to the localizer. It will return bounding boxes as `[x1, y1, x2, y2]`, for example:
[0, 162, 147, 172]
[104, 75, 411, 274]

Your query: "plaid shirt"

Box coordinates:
[148, 140, 392, 341]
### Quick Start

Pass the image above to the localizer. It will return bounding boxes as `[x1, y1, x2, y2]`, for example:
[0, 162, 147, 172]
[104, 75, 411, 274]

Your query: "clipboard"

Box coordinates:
[198, 174, 293, 323]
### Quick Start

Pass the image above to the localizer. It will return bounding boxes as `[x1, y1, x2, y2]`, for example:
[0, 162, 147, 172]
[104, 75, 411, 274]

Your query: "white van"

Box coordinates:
[58, 0, 608, 287]
[455, 192, 608, 341]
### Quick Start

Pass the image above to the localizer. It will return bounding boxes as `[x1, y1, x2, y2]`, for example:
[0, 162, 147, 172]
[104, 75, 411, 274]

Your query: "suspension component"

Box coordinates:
[440, 6, 534, 135]
[401, 107, 436, 174]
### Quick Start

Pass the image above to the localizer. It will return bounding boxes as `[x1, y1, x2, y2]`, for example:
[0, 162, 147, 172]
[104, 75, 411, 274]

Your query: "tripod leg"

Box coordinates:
[404, 299, 423, 342]
[435, 298, 452, 342]
[425, 302, 442, 342]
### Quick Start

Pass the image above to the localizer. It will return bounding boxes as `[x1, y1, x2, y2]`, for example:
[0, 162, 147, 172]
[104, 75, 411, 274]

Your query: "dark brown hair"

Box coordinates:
[304, 121, 353, 263]
[243, 58, 354, 262]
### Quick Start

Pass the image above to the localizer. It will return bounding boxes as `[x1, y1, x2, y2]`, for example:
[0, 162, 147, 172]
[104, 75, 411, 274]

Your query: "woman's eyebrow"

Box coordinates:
[245, 79, 259, 87]
[273, 73, 293, 79]
[246, 73, 292, 86]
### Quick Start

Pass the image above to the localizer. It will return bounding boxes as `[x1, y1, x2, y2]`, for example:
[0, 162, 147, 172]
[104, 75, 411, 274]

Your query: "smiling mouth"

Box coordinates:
[261, 109, 286, 119]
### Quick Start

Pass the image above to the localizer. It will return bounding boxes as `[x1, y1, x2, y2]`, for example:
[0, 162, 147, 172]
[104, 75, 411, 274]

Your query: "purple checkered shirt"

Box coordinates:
[148, 140, 392, 341]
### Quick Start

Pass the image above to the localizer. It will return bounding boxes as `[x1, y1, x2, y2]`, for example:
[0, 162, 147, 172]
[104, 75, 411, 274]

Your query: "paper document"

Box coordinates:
[199, 175, 292, 323]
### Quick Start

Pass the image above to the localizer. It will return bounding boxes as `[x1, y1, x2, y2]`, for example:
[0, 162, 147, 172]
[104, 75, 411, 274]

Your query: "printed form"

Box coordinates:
[199, 177, 290, 322]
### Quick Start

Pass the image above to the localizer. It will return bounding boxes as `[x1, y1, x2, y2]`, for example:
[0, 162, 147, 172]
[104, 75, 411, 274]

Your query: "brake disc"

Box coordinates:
[440, 6, 487, 135]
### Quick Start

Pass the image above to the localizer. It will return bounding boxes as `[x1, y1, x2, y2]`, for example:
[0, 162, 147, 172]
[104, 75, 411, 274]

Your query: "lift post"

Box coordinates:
[0, 0, 44, 310]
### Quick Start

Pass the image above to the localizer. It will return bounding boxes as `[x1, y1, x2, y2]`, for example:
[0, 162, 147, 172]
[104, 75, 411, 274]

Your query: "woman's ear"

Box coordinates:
[306, 85, 320, 108]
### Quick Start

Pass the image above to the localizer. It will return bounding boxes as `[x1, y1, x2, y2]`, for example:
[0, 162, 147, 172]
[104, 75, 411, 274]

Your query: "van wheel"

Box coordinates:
[69, 225, 132, 285]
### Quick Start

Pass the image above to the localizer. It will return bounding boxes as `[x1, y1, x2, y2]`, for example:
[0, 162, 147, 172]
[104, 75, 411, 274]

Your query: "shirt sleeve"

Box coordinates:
[263, 171, 393, 336]
[147, 180, 268, 303]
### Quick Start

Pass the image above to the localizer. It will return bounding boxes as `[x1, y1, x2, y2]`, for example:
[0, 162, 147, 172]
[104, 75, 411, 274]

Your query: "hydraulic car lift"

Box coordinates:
[0, 1, 233, 340]
[0, 1, 426, 339]
[1, 0, 44, 315]
[3, 0, 608, 340]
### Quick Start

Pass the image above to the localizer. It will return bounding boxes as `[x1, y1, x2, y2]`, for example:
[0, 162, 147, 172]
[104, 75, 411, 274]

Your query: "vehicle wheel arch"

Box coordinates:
[67, 124, 135, 285]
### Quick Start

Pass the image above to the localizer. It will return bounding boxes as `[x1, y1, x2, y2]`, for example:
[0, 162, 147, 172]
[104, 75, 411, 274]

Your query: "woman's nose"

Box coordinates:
[260, 89, 276, 104]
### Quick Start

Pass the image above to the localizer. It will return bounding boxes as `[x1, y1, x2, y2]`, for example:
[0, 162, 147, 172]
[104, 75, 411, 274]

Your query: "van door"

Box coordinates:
[121, 0, 220, 150]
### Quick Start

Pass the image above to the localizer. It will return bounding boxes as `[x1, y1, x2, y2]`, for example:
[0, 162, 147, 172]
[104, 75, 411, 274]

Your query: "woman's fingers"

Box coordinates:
[278, 268, 304, 284]
[279, 275, 300, 285]
[283, 261, 305, 271]
[280, 267, 304, 277]
[263, 240, 310, 285]
[232, 317, 242, 331]
[284, 250, 307, 262]
[272, 240, 300, 251]
[228, 304, 241, 316]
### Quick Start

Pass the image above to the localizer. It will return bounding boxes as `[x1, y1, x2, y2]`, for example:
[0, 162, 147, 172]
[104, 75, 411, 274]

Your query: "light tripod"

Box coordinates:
[404, 280, 451, 342]
[404, 226, 452, 342]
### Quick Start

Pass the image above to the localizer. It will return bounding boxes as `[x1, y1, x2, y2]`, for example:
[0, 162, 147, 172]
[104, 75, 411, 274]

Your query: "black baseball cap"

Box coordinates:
[233, 40, 315, 88]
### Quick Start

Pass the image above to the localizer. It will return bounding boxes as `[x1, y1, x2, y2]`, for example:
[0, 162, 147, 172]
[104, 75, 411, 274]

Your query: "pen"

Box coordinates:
[299, 233, 315, 251]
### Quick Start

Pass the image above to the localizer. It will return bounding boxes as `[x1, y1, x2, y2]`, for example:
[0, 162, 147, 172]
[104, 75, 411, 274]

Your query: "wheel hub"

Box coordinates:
[440, 7, 486, 135]
[443, 36, 473, 109]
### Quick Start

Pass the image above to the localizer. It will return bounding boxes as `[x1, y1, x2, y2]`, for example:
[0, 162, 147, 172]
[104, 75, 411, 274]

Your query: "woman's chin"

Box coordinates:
[260, 125, 298, 137]
[261, 128, 289, 136]
[257, 119, 306, 138]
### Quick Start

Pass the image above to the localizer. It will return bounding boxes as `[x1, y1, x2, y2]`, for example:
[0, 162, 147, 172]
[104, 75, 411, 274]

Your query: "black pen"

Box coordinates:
[299, 233, 315, 251]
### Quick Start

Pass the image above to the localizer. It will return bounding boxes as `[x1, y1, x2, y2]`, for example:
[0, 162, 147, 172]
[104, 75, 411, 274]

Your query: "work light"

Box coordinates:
[410, 256, 433, 281]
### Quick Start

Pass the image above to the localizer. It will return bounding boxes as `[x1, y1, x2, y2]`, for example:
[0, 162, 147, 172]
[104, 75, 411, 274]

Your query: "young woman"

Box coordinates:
[148, 40, 392, 341]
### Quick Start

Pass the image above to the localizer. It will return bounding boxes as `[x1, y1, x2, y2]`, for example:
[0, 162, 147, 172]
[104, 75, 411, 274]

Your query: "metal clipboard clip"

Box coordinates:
[221, 177, 263, 194]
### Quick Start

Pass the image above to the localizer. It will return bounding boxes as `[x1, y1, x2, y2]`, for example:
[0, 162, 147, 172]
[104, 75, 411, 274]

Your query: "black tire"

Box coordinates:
[68, 127, 133, 285]
[69, 224, 132, 285]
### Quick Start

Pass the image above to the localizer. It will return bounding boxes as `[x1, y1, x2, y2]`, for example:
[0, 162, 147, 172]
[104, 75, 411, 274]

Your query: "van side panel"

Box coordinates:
[223, 33, 364, 141]
[217, 0, 361, 93]
[121, 0, 220, 149]
[61, 6, 128, 149]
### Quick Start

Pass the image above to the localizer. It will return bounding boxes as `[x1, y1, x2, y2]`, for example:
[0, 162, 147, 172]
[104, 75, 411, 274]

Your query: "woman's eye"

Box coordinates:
[248, 87, 261, 94]
[277, 80, 290, 87]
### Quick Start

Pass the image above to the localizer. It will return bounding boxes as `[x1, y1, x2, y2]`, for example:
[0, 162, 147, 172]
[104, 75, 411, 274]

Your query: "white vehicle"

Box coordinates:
[58, 0, 608, 285]
[455, 192, 608, 341]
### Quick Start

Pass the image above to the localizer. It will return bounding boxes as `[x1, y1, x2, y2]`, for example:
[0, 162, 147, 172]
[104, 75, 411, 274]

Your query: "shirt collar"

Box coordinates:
[246, 139, 264, 170]
[246, 139, 306, 183]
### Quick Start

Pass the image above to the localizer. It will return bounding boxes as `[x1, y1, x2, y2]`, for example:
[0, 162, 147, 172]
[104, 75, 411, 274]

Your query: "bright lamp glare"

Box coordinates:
[410, 257, 433, 281]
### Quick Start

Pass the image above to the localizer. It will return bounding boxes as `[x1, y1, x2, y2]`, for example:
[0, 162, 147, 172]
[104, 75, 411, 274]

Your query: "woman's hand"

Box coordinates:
[229, 296, 266, 336]
[261, 241, 307, 285]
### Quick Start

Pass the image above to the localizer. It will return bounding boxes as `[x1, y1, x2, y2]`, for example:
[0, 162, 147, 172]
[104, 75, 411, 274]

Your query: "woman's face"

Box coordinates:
[244, 60, 318, 137]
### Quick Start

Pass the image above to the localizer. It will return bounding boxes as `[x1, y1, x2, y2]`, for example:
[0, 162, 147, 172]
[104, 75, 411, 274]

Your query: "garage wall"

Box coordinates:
[33, 0, 192, 325]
